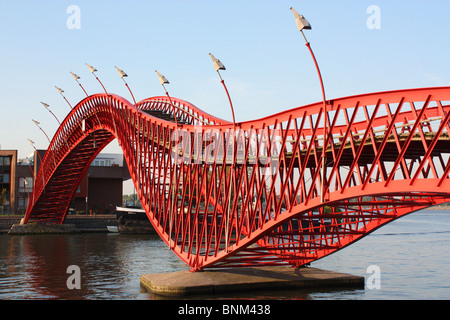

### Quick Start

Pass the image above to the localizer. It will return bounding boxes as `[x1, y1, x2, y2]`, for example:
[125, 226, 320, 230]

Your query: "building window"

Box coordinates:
[18, 197, 25, 209]
[93, 159, 112, 167]
[1, 173, 9, 184]
[0, 156, 11, 166]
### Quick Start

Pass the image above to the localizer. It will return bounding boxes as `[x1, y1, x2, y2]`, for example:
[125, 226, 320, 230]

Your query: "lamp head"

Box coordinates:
[209, 53, 226, 72]
[27, 138, 35, 145]
[115, 66, 128, 78]
[155, 70, 169, 85]
[55, 86, 64, 94]
[32, 119, 40, 126]
[86, 63, 97, 73]
[41, 102, 50, 109]
[70, 72, 80, 80]
[290, 7, 312, 32]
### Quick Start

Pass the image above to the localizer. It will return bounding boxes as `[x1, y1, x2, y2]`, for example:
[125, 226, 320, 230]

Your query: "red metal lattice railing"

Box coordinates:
[25, 87, 450, 271]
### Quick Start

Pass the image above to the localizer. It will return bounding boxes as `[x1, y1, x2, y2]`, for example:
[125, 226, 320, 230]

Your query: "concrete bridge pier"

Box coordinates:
[140, 266, 365, 297]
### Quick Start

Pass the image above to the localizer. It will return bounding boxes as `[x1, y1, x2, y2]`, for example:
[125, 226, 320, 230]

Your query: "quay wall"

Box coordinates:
[0, 215, 117, 234]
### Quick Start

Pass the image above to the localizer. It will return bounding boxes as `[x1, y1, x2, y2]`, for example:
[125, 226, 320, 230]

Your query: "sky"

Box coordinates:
[0, 0, 449, 161]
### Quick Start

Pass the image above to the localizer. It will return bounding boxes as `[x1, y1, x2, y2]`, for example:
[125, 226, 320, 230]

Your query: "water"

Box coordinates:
[0, 209, 449, 300]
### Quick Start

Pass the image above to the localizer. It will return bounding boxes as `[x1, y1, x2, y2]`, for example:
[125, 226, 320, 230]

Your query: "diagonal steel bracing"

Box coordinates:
[25, 87, 450, 271]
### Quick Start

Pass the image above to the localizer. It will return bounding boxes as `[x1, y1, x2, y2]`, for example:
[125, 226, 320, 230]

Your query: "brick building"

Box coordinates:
[0, 150, 18, 213]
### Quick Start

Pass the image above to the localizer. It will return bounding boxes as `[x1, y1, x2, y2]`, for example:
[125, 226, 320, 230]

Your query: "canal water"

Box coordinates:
[0, 209, 449, 300]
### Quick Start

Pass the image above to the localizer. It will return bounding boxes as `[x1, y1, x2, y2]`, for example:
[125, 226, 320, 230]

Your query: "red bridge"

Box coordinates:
[24, 86, 450, 271]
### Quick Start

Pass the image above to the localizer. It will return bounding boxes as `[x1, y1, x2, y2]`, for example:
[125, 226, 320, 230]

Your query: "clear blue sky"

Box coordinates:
[1, 0, 449, 160]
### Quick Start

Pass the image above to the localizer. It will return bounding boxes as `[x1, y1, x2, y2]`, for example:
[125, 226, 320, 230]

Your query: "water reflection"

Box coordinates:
[150, 287, 366, 301]
[0, 233, 185, 299]
[0, 210, 449, 299]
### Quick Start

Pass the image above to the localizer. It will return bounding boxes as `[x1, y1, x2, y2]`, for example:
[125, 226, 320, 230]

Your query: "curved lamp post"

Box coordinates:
[209, 53, 238, 252]
[27, 138, 43, 172]
[115, 66, 136, 105]
[32, 119, 51, 144]
[209, 53, 236, 129]
[55, 86, 87, 136]
[155, 69, 181, 250]
[55, 86, 73, 109]
[155, 70, 179, 127]
[86, 63, 108, 95]
[40, 102, 70, 148]
[41, 102, 61, 125]
[290, 7, 328, 203]
[31, 120, 57, 167]
[70, 72, 88, 97]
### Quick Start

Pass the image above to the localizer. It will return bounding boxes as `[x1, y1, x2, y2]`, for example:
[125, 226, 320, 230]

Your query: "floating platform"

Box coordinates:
[140, 266, 365, 297]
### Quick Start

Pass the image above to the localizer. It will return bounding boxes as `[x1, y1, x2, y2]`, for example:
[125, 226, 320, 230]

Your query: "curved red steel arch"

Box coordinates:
[25, 86, 450, 271]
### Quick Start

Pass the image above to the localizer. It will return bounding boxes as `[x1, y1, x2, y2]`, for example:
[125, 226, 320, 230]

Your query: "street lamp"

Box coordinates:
[40, 102, 71, 148]
[155, 70, 179, 127]
[85, 63, 118, 135]
[290, 7, 328, 203]
[115, 66, 136, 105]
[55, 86, 73, 109]
[41, 102, 61, 125]
[86, 63, 108, 95]
[27, 138, 44, 209]
[27, 138, 36, 148]
[209, 53, 236, 129]
[290, 7, 312, 41]
[209, 53, 237, 252]
[55, 86, 86, 136]
[32, 119, 51, 144]
[22, 157, 35, 209]
[27, 138, 42, 168]
[290, 8, 325, 104]
[31, 120, 57, 166]
[155, 70, 181, 250]
[70, 72, 88, 97]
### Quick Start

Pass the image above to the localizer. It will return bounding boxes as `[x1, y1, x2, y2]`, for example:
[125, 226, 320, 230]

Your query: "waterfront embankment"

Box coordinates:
[0, 214, 117, 234]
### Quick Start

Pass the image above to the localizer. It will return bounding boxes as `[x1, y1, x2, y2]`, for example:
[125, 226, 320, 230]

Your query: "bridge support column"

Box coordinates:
[140, 266, 364, 297]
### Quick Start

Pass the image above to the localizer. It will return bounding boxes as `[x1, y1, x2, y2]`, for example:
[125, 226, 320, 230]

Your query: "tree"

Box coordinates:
[0, 188, 7, 209]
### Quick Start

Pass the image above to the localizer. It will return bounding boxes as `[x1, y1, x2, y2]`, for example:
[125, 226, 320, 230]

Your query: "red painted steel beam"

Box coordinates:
[24, 87, 450, 271]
